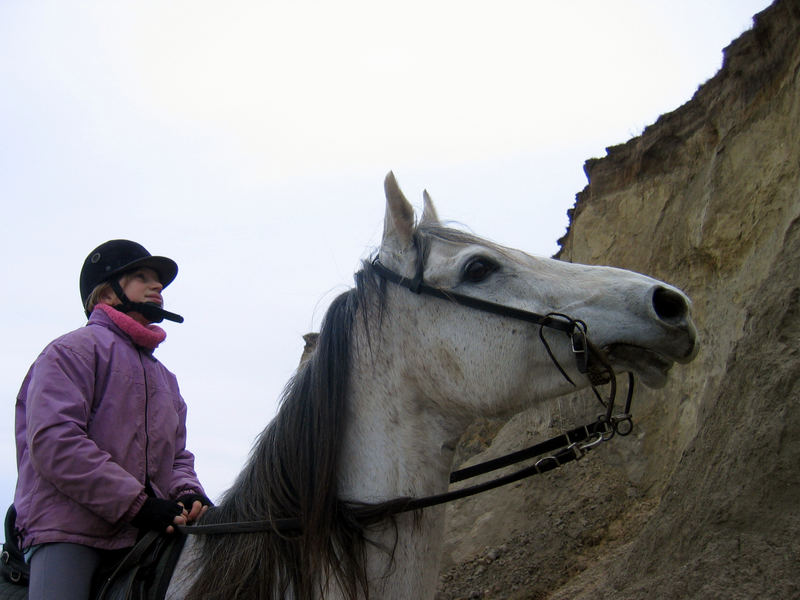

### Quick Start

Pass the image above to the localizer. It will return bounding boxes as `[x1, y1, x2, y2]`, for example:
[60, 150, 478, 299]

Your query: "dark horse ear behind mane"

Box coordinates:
[184, 259, 407, 600]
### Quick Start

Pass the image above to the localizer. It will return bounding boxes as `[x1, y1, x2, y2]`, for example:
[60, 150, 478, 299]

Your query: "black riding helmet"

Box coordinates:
[79, 239, 183, 323]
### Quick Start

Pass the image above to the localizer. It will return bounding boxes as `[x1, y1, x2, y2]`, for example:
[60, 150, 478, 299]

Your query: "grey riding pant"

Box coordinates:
[28, 543, 103, 600]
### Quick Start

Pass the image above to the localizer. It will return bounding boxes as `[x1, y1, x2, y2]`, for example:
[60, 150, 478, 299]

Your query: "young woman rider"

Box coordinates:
[13, 239, 210, 599]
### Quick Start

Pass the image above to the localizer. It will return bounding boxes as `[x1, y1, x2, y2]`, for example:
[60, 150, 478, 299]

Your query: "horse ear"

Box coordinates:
[420, 190, 440, 226]
[382, 171, 415, 254]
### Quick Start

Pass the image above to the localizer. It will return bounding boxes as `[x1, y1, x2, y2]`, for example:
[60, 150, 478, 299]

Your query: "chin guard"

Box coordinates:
[110, 280, 184, 323]
[124, 301, 184, 324]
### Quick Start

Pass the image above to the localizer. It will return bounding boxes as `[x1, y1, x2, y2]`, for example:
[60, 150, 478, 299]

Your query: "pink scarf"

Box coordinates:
[95, 303, 167, 350]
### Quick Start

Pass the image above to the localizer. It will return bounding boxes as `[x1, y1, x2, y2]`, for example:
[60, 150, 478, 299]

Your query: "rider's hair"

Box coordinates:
[84, 282, 114, 315]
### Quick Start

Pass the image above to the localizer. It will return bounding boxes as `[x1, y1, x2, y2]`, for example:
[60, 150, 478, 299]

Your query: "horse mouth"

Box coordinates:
[603, 344, 676, 389]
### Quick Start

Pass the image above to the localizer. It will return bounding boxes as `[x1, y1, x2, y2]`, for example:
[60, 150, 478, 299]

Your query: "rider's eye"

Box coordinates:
[462, 258, 498, 283]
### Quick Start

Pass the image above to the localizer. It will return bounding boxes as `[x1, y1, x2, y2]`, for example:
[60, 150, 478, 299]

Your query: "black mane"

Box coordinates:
[185, 261, 389, 599]
[185, 226, 480, 599]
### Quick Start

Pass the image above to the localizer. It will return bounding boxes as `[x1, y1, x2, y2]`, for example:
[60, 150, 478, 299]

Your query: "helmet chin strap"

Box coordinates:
[109, 280, 184, 324]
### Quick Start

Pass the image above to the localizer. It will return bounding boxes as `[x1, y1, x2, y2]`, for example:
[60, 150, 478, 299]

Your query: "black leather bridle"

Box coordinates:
[369, 256, 635, 428]
[182, 256, 635, 536]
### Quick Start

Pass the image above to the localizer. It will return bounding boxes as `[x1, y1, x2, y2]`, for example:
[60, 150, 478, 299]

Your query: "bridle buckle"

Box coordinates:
[571, 328, 589, 374]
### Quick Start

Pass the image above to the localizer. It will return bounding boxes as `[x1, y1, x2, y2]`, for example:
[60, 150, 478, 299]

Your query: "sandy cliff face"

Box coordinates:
[439, 0, 800, 598]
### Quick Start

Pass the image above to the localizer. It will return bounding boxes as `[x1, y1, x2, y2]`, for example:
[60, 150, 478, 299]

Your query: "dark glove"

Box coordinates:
[176, 493, 213, 509]
[130, 497, 184, 531]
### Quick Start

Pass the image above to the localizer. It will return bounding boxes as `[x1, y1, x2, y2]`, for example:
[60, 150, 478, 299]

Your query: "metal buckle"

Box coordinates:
[534, 455, 561, 473]
[612, 414, 634, 436]
[579, 432, 605, 452]
[566, 443, 584, 461]
[571, 329, 589, 373]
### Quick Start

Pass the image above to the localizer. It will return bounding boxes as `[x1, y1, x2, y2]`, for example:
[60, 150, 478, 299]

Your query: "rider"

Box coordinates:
[13, 240, 210, 600]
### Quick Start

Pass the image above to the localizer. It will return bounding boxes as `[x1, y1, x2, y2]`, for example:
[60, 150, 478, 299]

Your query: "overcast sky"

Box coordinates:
[0, 0, 772, 523]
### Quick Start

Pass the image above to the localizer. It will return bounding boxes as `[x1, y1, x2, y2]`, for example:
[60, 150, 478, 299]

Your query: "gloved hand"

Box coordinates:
[176, 493, 212, 509]
[176, 493, 212, 524]
[130, 497, 184, 532]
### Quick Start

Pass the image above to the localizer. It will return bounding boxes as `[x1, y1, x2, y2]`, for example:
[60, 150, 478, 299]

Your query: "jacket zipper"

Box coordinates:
[138, 350, 152, 495]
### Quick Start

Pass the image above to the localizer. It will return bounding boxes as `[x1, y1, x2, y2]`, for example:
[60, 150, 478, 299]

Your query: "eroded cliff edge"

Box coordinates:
[439, 0, 800, 597]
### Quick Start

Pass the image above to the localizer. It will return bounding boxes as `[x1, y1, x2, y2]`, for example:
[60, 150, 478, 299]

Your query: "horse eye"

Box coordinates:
[463, 258, 498, 283]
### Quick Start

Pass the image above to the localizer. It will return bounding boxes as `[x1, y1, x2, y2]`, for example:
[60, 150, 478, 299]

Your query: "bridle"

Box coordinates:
[369, 257, 635, 430]
[181, 254, 636, 536]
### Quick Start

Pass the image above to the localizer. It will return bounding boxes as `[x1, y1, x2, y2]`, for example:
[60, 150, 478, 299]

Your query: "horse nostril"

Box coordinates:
[652, 286, 689, 322]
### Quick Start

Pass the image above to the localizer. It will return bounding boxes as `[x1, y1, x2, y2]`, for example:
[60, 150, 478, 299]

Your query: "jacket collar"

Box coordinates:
[90, 304, 167, 350]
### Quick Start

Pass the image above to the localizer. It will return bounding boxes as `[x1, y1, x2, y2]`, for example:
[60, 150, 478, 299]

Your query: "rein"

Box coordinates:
[181, 256, 636, 537]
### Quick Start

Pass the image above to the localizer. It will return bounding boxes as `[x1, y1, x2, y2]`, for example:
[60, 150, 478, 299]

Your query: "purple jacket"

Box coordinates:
[14, 309, 205, 550]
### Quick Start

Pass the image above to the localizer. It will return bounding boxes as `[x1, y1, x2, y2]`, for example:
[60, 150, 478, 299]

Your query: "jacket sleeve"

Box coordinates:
[25, 342, 146, 525]
[167, 394, 207, 501]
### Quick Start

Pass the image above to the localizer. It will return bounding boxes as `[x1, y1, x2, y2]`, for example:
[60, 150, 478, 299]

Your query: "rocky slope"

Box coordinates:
[437, 0, 800, 598]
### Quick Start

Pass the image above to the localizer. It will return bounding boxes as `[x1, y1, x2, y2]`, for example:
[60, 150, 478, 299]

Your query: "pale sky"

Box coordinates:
[0, 0, 773, 524]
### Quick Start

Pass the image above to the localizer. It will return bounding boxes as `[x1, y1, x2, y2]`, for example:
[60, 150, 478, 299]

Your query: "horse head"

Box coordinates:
[373, 171, 697, 421]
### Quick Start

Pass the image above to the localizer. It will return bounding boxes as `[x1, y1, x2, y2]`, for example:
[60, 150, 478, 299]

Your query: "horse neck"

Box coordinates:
[332, 296, 473, 598]
[340, 372, 454, 600]
[339, 313, 467, 502]
[340, 374, 458, 502]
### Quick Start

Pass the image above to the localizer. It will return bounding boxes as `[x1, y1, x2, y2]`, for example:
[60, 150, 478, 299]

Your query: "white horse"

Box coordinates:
[164, 173, 698, 599]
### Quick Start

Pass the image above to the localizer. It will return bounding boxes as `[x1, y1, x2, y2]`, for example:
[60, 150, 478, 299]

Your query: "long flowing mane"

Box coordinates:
[185, 260, 397, 599]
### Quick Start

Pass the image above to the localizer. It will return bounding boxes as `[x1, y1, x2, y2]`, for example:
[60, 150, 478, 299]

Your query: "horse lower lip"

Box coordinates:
[605, 344, 672, 365]
[603, 344, 674, 387]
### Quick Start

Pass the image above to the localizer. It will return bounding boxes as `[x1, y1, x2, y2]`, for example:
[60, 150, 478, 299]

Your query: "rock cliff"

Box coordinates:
[438, 0, 800, 598]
